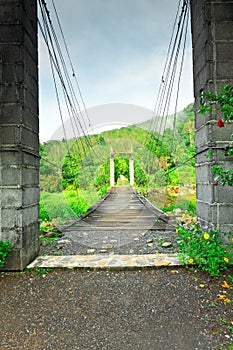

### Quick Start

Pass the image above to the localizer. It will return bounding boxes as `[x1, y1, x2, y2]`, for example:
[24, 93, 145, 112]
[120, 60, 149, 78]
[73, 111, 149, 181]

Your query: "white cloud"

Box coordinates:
[39, 0, 194, 141]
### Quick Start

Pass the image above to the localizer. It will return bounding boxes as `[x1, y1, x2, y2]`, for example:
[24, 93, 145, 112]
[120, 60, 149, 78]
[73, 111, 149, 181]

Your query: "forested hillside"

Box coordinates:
[40, 103, 196, 222]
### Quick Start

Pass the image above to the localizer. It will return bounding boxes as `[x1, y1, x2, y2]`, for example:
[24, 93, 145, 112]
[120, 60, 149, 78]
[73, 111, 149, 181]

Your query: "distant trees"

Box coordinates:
[40, 104, 195, 193]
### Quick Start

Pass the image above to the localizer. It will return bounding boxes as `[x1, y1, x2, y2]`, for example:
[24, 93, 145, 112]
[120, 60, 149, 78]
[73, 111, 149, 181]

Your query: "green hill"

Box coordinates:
[40, 103, 195, 222]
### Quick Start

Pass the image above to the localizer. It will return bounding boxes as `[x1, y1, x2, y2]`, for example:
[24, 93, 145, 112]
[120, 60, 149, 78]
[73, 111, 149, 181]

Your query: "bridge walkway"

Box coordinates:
[36, 186, 178, 259]
[72, 186, 173, 231]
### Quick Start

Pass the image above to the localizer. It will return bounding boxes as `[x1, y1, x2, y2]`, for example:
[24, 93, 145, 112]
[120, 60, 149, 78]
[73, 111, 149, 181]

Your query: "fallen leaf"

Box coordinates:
[221, 281, 231, 289]
[217, 294, 231, 303]
[218, 294, 226, 300]
[212, 327, 218, 334]
[224, 298, 231, 303]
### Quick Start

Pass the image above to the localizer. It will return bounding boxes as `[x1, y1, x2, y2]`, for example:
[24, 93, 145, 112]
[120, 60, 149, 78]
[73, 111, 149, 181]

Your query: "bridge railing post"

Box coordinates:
[129, 153, 134, 186]
[110, 149, 115, 187]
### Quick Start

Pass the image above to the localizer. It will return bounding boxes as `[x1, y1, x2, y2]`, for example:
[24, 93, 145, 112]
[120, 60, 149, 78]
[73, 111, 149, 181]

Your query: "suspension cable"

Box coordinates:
[146, 0, 190, 176]
[51, 0, 93, 132]
[38, 0, 95, 155]
[156, 1, 189, 140]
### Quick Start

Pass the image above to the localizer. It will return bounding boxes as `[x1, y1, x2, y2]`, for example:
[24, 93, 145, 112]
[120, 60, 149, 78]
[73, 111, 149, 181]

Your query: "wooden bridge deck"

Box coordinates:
[66, 186, 175, 231]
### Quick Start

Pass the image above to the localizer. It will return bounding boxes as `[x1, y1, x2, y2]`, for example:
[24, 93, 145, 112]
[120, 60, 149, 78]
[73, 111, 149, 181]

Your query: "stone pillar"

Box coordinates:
[129, 153, 134, 186]
[190, 0, 233, 231]
[0, 0, 40, 269]
[110, 149, 115, 187]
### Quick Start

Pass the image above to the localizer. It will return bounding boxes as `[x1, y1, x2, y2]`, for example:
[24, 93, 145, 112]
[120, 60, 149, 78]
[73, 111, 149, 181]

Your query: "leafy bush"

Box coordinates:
[0, 241, 12, 268]
[97, 184, 109, 197]
[165, 169, 179, 186]
[134, 163, 149, 187]
[163, 196, 196, 216]
[40, 174, 63, 193]
[40, 190, 101, 223]
[95, 163, 110, 190]
[40, 196, 50, 221]
[64, 190, 91, 216]
[176, 221, 233, 276]
[187, 199, 196, 215]
[40, 192, 77, 222]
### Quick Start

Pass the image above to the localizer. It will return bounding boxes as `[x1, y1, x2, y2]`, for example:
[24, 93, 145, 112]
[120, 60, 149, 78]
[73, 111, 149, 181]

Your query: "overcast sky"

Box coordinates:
[39, 0, 194, 142]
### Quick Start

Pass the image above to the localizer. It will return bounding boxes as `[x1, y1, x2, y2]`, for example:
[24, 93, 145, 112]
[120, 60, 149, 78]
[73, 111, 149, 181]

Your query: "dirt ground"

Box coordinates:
[0, 267, 232, 350]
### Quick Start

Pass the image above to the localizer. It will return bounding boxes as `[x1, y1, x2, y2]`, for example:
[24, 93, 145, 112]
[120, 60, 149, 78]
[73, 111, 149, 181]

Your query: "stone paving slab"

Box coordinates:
[27, 253, 181, 269]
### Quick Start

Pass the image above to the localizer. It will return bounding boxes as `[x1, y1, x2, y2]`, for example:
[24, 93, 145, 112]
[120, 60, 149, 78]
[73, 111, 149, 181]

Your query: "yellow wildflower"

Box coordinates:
[224, 257, 229, 263]
[175, 228, 179, 233]
[203, 232, 210, 240]
[188, 237, 191, 240]
[188, 258, 194, 264]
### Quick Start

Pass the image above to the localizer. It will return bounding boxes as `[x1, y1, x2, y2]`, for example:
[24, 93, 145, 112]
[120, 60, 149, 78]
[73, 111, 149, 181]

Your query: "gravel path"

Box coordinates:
[2, 187, 232, 349]
[39, 229, 179, 256]
[0, 268, 232, 349]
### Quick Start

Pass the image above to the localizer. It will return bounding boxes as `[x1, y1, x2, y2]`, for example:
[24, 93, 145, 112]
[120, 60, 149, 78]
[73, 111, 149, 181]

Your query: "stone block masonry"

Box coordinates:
[0, 0, 39, 270]
[0, 0, 232, 269]
[190, 0, 233, 232]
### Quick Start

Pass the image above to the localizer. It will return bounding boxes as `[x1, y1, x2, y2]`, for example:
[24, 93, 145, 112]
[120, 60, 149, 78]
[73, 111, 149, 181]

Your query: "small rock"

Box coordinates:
[58, 239, 71, 244]
[129, 249, 134, 254]
[102, 244, 113, 249]
[147, 243, 154, 248]
[56, 245, 63, 250]
[161, 242, 172, 248]
[100, 249, 107, 253]
[87, 249, 95, 254]
[147, 238, 154, 243]
[173, 208, 182, 215]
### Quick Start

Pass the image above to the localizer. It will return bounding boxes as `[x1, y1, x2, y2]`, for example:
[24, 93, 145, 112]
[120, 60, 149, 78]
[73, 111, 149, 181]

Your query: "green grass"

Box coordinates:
[40, 188, 102, 222]
[163, 198, 196, 215]
[40, 192, 77, 222]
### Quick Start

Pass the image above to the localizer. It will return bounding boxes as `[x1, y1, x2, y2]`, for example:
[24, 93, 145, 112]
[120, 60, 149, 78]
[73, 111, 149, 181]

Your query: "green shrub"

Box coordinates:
[64, 190, 90, 216]
[163, 197, 196, 216]
[0, 241, 12, 268]
[176, 221, 233, 276]
[97, 184, 109, 197]
[40, 196, 50, 221]
[40, 190, 101, 223]
[40, 192, 77, 222]
[40, 174, 63, 192]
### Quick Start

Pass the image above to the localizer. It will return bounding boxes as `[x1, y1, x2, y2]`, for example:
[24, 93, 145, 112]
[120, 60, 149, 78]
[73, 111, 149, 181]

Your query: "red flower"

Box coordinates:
[217, 119, 224, 127]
